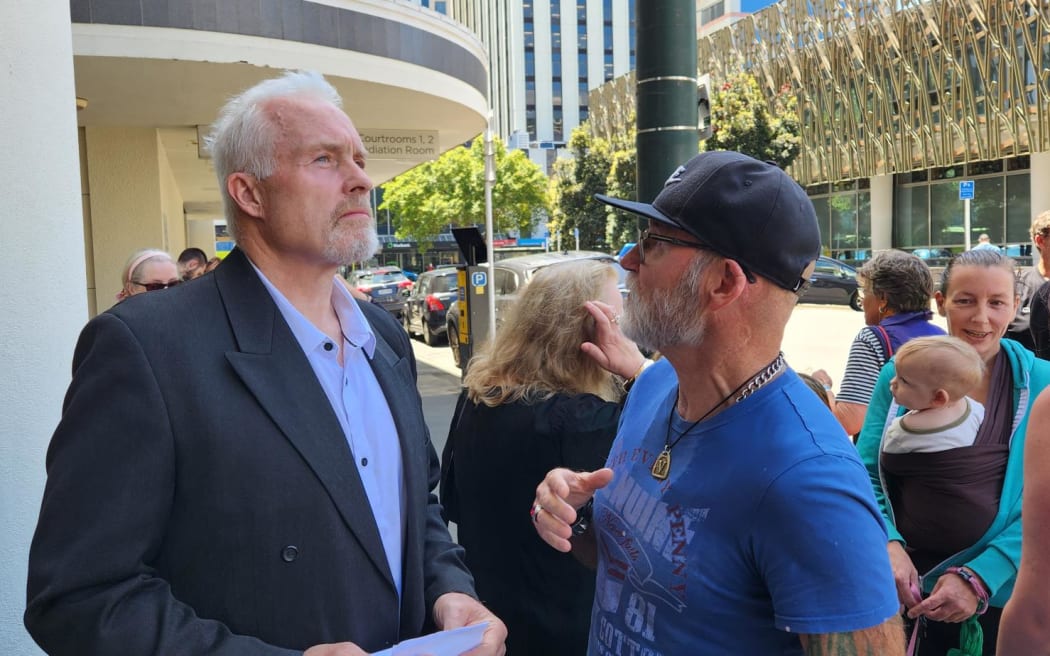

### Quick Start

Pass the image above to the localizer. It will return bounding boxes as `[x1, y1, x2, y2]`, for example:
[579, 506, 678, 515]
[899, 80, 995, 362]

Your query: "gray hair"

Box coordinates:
[857, 250, 935, 313]
[205, 71, 343, 241]
[939, 248, 1018, 295]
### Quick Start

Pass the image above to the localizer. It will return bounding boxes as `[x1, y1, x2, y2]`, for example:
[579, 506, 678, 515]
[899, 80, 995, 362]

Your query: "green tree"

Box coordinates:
[547, 124, 613, 251]
[379, 135, 548, 246]
[604, 119, 638, 249]
[703, 72, 801, 169]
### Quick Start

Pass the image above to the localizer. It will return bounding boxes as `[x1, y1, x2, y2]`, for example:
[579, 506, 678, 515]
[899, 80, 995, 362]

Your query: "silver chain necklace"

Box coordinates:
[651, 352, 786, 481]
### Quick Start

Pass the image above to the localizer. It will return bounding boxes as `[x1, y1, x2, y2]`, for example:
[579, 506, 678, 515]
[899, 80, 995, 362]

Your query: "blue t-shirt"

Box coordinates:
[588, 360, 899, 656]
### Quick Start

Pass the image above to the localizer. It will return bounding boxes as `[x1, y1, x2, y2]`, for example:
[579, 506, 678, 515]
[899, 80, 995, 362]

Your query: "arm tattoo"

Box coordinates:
[801, 616, 904, 656]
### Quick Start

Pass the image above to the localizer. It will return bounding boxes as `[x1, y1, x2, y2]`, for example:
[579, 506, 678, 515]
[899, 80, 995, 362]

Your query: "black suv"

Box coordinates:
[403, 267, 458, 345]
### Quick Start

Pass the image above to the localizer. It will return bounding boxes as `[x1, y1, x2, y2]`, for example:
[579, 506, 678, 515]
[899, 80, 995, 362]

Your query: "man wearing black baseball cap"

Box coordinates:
[532, 151, 904, 655]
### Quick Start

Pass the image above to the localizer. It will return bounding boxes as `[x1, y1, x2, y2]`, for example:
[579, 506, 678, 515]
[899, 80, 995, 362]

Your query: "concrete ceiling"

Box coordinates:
[74, 57, 486, 217]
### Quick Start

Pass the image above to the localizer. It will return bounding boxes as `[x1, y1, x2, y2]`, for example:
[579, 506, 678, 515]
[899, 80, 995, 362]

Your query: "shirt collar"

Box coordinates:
[249, 260, 376, 359]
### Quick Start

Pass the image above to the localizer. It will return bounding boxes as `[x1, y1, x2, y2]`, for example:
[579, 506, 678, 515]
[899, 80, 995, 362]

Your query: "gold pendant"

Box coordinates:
[651, 448, 671, 480]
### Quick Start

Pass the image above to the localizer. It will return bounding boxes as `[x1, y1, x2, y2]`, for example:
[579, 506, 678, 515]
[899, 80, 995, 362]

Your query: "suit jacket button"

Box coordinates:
[281, 546, 299, 562]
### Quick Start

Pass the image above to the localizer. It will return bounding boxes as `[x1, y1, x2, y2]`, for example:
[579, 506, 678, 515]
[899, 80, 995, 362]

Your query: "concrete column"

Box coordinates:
[1030, 151, 1050, 219]
[83, 127, 168, 312]
[0, 3, 84, 654]
[869, 173, 894, 251]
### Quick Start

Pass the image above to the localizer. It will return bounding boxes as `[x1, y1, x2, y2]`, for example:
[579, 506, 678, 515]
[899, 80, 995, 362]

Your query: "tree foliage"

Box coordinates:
[379, 135, 548, 246]
[547, 121, 639, 253]
[703, 72, 801, 169]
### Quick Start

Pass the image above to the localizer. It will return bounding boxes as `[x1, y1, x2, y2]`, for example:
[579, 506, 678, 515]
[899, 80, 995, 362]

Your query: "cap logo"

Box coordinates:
[664, 165, 687, 187]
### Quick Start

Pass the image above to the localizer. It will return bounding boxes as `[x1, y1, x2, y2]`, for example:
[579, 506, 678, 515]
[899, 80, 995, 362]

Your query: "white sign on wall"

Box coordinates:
[359, 130, 439, 162]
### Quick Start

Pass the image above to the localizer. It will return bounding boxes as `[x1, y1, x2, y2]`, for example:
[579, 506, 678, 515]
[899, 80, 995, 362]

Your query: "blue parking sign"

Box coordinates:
[471, 271, 487, 287]
[959, 180, 974, 200]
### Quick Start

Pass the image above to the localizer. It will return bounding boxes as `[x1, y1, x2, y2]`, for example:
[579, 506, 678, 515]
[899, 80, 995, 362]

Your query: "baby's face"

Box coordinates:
[889, 361, 937, 411]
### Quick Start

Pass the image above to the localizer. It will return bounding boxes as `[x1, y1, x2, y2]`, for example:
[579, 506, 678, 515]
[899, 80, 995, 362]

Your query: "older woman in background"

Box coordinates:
[858, 249, 1050, 655]
[116, 249, 180, 302]
[814, 250, 943, 436]
[440, 259, 646, 656]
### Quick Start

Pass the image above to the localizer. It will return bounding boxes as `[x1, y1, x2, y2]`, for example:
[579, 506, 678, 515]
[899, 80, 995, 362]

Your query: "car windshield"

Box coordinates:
[429, 274, 456, 293]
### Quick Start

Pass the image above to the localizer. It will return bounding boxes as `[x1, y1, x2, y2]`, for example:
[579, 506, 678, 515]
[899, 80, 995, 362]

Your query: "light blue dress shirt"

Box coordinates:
[252, 263, 405, 599]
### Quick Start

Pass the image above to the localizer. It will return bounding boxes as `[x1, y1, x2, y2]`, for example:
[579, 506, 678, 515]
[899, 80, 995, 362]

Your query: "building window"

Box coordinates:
[700, 1, 724, 25]
[893, 161, 1030, 253]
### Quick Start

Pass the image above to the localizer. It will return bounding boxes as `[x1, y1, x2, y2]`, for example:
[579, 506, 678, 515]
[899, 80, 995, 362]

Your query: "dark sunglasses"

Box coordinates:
[134, 280, 181, 292]
[636, 229, 756, 283]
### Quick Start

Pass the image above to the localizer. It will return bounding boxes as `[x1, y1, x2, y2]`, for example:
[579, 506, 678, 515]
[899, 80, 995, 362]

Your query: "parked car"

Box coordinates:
[403, 267, 458, 345]
[446, 251, 615, 368]
[800, 256, 862, 311]
[347, 266, 412, 319]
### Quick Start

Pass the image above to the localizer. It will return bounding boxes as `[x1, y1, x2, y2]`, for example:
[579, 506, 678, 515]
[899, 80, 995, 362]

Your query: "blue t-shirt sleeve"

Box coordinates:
[751, 454, 900, 635]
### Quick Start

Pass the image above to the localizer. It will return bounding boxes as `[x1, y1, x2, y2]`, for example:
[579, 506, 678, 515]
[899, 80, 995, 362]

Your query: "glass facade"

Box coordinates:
[894, 158, 1030, 255]
[808, 181, 872, 262]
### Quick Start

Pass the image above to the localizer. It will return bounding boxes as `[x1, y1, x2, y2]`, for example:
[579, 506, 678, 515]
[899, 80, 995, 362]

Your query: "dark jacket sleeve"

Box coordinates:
[24, 313, 299, 656]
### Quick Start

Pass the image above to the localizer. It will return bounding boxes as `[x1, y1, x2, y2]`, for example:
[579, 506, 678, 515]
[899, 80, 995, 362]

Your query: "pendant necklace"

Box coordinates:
[651, 352, 785, 481]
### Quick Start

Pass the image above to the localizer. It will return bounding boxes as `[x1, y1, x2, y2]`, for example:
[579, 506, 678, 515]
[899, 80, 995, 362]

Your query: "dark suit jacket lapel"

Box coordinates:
[216, 249, 395, 590]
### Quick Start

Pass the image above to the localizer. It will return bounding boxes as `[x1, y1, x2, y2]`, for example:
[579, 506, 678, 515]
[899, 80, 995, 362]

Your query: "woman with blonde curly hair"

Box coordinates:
[440, 258, 646, 656]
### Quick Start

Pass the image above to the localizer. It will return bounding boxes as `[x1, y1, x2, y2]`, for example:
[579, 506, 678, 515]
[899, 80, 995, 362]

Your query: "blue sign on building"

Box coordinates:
[959, 180, 975, 200]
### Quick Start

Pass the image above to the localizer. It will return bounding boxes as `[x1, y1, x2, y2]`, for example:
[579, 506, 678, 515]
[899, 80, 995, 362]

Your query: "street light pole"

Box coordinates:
[635, 2, 698, 211]
[484, 112, 496, 344]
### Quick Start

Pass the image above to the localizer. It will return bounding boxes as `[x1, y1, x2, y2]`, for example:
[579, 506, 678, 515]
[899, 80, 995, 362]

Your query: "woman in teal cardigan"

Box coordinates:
[857, 249, 1050, 656]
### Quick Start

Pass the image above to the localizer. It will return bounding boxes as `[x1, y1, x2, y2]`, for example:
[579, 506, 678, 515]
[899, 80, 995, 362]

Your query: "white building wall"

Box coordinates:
[612, 0, 630, 78]
[0, 2, 85, 653]
[869, 174, 894, 251]
[533, 0, 554, 141]
[560, 0, 580, 138]
[1031, 152, 1050, 224]
[586, 0, 605, 90]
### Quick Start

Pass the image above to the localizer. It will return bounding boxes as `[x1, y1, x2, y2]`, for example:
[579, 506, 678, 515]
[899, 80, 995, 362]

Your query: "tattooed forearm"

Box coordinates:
[800, 616, 904, 656]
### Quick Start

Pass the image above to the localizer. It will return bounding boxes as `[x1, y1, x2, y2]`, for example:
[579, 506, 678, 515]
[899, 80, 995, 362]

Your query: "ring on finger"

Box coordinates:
[530, 503, 543, 523]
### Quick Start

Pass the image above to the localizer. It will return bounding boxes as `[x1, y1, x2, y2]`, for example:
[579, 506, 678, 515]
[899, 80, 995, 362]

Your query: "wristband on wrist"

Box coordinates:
[570, 498, 594, 536]
[623, 360, 651, 393]
[946, 566, 989, 615]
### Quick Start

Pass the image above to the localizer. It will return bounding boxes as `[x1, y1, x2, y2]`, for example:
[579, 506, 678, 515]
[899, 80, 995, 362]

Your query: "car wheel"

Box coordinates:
[849, 290, 863, 312]
[448, 323, 461, 368]
[423, 321, 438, 346]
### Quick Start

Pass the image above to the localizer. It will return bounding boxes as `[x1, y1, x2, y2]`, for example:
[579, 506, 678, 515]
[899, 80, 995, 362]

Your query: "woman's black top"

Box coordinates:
[441, 391, 620, 656]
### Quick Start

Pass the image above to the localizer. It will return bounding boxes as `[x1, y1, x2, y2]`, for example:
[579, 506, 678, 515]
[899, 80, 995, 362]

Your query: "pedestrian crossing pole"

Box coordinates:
[635, 2, 698, 216]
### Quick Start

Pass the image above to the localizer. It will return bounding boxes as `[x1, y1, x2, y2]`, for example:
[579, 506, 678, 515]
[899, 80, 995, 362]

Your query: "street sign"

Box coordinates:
[471, 271, 488, 288]
[959, 180, 975, 200]
[359, 129, 439, 162]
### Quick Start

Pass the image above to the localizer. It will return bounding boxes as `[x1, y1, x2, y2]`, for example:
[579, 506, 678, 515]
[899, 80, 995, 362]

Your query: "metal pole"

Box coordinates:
[964, 198, 972, 250]
[484, 113, 496, 344]
[635, 1, 698, 215]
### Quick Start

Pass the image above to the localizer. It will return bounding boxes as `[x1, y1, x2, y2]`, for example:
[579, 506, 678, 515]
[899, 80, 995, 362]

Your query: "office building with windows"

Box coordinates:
[446, 0, 637, 172]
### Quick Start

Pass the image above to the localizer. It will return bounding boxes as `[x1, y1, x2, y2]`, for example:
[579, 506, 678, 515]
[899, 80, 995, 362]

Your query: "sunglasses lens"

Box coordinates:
[141, 281, 179, 291]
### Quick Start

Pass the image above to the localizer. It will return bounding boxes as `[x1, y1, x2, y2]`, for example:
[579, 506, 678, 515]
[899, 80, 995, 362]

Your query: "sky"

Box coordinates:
[741, 0, 777, 12]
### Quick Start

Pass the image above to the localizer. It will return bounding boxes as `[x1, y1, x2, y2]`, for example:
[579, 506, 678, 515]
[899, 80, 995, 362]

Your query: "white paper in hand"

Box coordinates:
[372, 621, 489, 656]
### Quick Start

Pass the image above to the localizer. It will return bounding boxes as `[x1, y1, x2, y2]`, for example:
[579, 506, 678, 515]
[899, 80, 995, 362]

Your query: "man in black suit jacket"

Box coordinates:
[25, 71, 506, 656]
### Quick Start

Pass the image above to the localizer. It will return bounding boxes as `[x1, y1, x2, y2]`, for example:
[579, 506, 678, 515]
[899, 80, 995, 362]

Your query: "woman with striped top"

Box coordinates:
[814, 250, 944, 437]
